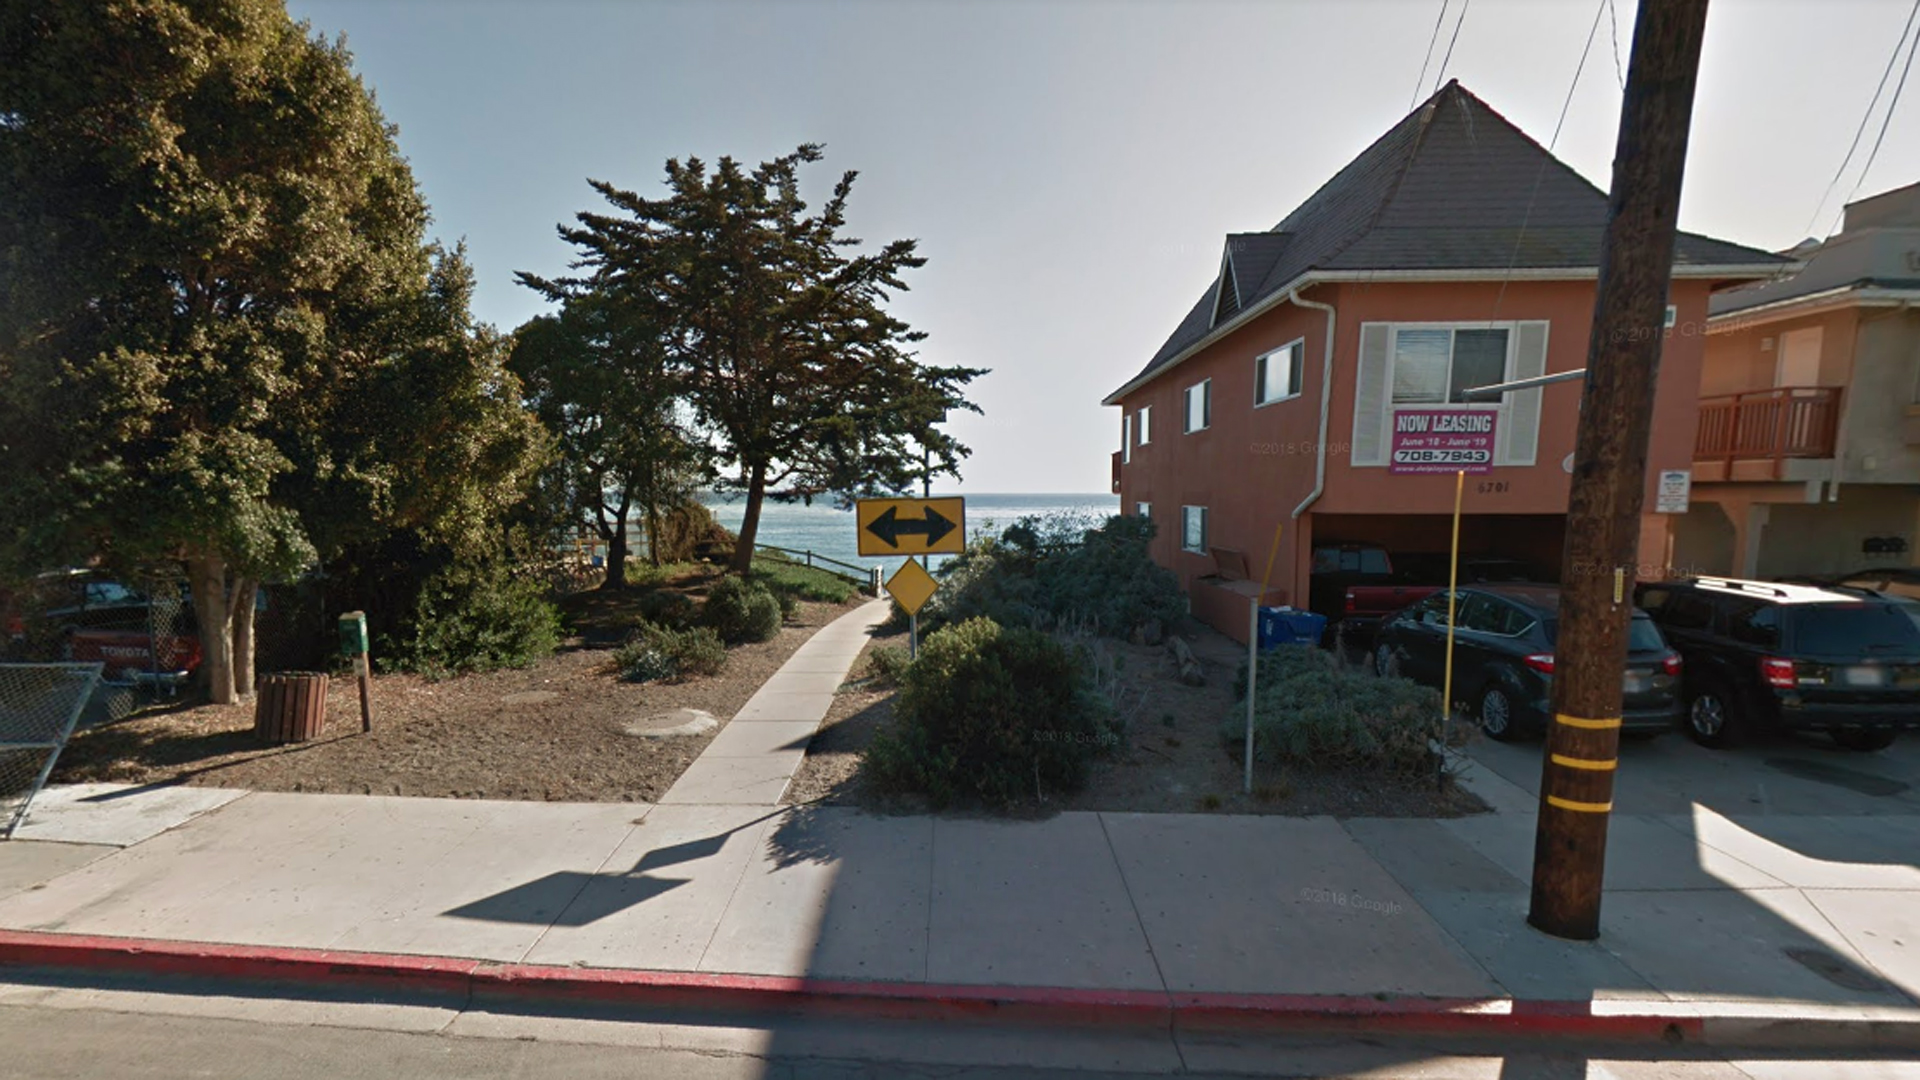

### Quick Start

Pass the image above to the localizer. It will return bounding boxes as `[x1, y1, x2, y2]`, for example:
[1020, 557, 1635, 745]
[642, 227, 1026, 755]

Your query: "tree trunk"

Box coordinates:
[230, 577, 258, 698]
[729, 462, 768, 575]
[600, 488, 633, 590]
[188, 554, 237, 705]
[646, 497, 664, 567]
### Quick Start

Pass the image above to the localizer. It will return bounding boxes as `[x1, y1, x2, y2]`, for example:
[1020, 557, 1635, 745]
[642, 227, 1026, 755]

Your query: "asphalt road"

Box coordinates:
[1465, 718, 1920, 818]
[3, 994, 1917, 1080]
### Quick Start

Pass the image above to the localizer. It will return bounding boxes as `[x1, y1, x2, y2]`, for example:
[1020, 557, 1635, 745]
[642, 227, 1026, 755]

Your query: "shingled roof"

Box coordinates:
[1107, 81, 1787, 403]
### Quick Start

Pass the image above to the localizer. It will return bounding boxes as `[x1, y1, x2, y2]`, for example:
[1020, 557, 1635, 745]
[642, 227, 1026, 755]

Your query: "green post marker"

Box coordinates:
[337, 611, 373, 733]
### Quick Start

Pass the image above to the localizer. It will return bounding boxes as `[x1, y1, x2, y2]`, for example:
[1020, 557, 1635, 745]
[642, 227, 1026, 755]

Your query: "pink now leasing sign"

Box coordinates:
[1389, 407, 1498, 474]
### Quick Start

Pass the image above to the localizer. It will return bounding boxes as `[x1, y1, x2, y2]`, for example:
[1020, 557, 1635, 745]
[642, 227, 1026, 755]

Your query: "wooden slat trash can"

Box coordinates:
[254, 672, 329, 745]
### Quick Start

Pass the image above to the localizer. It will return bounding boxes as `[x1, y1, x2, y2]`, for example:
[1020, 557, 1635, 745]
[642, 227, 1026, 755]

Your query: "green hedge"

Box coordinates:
[702, 575, 782, 644]
[615, 621, 727, 683]
[1222, 645, 1441, 780]
[384, 562, 562, 676]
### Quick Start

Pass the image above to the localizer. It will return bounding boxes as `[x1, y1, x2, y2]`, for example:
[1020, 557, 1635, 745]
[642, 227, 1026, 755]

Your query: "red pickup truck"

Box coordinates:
[8, 572, 203, 686]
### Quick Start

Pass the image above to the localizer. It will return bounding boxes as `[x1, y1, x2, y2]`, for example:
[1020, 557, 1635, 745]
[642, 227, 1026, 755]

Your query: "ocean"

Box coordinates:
[703, 493, 1120, 580]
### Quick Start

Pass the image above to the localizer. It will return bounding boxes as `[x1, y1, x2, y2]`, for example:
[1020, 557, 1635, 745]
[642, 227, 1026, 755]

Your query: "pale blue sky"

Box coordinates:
[287, 0, 1920, 494]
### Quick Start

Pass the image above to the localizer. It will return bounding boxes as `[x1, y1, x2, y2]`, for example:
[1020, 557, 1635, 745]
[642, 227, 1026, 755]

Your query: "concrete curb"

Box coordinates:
[5, 929, 1920, 1047]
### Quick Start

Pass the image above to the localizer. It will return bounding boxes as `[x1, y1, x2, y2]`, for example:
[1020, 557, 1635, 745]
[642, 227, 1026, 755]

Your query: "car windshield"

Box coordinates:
[1791, 602, 1920, 654]
[1543, 616, 1666, 652]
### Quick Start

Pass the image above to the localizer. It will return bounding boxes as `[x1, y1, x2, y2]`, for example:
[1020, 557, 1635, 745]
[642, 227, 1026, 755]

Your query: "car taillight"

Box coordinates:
[1761, 657, 1797, 690]
[1662, 652, 1682, 677]
[1524, 653, 1555, 674]
[1344, 590, 1357, 614]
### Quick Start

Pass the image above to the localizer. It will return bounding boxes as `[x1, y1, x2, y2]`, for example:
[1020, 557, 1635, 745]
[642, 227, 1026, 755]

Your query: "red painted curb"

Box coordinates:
[0, 928, 1737, 1042]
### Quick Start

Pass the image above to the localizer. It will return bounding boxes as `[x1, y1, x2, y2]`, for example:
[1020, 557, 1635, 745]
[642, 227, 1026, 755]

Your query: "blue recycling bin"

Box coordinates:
[1258, 607, 1327, 650]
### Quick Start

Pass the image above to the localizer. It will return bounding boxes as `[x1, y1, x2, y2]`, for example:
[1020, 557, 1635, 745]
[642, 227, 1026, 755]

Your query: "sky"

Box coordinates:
[286, 0, 1920, 495]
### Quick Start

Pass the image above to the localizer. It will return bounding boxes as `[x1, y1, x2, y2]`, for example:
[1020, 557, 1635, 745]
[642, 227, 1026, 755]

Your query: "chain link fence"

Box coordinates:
[0, 663, 101, 838]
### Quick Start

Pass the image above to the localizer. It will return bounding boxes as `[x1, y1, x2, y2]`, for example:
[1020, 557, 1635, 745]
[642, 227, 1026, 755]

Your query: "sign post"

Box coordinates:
[338, 611, 373, 733]
[884, 560, 940, 659]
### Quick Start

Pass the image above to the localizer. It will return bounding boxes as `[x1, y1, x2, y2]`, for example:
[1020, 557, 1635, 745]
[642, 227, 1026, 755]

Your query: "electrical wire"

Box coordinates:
[1833, 2, 1920, 234]
[1432, 0, 1473, 95]
[1801, 0, 1920, 244]
[1412, 0, 1451, 111]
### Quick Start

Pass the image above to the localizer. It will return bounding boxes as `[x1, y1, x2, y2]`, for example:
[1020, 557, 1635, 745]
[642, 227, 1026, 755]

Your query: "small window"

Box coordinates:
[1391, 326, 1510, 405]
[1181, 506, 1208, 553]
[1184, 380, 1211, 433]
[1726, 604, 1781, 648]
[1122, 414, 1132, 465]
[1137, 406, 1151, 445]
[1136, 501, 1151, 520]
[1255, 340, 1305, 406]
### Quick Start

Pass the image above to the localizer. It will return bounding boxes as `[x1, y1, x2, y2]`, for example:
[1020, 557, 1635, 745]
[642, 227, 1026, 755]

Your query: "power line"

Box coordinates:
[1802, 0, 1920, 243]
[1432, 0, 1473, 95]
[1605, 0, 1625, 91]
[1834, 3, 1920, 233]
[1412, 0, 1451, 111]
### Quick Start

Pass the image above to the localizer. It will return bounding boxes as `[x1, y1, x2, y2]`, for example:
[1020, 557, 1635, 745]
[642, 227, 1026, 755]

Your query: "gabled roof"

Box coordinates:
[1106, 81, 1789, 404]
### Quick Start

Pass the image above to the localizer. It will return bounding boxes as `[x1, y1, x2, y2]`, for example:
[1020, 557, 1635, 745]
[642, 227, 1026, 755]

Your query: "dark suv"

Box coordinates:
[1635, 576, 1920, 751]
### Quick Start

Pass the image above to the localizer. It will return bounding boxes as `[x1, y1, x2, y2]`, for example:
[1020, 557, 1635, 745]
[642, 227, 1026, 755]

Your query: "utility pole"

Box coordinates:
[1529, 0, 1710, 941]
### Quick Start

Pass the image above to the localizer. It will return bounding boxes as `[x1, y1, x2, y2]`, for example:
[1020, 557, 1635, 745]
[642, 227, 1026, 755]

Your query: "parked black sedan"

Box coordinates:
[1372, 584, 1683, 741]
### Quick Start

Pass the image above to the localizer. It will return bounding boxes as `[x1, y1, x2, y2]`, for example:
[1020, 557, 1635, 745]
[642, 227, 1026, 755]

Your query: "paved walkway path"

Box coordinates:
[660, 599, 890, 807]
[0, 612, 1918, 1025]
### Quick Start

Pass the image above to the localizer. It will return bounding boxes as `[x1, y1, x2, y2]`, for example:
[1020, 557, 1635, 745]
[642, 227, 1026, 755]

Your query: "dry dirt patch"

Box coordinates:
[53, 598, 855, 802]
[786, 623, 1488, 818]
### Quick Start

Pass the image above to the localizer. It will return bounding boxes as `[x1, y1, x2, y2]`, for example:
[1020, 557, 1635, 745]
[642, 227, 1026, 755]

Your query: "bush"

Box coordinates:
[863, 617, 1113, 809]
[914, 515, 1183, 640]
[386, 562, 563, 676]
[1221, 645, 1441, 781]
[864, 643, 913, 686]
[702, 575, 782, 644]
[636, 590, 698, 630]
[615, 621, 727, 683]
[651, 501, 738, 564]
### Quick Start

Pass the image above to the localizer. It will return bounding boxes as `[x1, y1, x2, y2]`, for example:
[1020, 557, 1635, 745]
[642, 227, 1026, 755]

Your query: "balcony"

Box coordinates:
[1693, 386, 1840, 482]
[1112, 450, 1123, 495]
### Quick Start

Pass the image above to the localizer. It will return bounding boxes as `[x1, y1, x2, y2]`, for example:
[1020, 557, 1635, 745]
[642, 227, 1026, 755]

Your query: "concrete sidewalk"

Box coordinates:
[0, 598, 1917, 1044]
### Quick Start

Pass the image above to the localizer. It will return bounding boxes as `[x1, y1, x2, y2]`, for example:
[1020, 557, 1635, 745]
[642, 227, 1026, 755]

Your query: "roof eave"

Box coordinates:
[1102, 261, 1795, 405]
[1708, 283, 1920, 327]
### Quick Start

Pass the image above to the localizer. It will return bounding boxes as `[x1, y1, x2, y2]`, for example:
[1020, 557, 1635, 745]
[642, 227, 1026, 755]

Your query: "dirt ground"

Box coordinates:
[53, 596, 856, 803]
[785, 622, 1489, 818]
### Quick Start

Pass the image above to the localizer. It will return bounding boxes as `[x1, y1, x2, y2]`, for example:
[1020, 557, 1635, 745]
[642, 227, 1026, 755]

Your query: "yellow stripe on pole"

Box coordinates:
[1550, 753, 1619, 772]
[1554, 714, 1623, 730]
[1547, 795, 1615, 813]
[1441, 470, 1464, 724]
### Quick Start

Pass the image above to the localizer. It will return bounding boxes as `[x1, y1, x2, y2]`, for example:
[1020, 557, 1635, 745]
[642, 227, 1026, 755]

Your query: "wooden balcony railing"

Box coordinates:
[1112, 450, 1124, 495]
[1694, 386, 1840, 478]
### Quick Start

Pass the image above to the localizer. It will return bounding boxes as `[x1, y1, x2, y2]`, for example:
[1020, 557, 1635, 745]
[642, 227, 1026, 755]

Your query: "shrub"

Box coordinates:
[615, 621, 727, 683]
[651, 501, 737, 564]
[386, 562, 563, 676]
[864, 643, 913, 686]
[863, 617, 1113, 809]
[702, 575, 782, 644]
[914, 515, 1182, 640]
[1220, 645, 1441, 781]
[636, 590, 698, 630]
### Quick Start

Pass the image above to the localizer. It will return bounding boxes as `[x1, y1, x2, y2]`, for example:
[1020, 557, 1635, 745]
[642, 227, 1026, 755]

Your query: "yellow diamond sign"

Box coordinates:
[885, 559, 939, 617]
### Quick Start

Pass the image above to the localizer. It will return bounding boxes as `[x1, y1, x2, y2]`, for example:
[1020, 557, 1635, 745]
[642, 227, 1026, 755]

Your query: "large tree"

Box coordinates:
[532, 146, 984, 573]
[0, 1, 545, 701]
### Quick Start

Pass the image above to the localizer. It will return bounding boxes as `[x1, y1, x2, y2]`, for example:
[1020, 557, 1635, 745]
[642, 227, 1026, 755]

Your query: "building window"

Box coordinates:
[1137, 405, 1152, 444]
[1136, 501, 1151, 521]
[1184, 380, 1211, 433]
[1255, 339, 1305, 406]
[1181, 505, 1208, 553]
[1122, 413, 1132, 464]
[1390, 326, 1510, 404]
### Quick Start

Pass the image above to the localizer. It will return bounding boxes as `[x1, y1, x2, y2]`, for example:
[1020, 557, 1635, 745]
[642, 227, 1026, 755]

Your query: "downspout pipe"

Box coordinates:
[1289, 287, 1338, 519]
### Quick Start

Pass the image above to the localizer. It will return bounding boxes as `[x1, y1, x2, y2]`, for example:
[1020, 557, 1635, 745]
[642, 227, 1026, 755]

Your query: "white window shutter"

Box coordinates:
[1498, 321, 1550, 466]
[1350, 323, 1391, 466]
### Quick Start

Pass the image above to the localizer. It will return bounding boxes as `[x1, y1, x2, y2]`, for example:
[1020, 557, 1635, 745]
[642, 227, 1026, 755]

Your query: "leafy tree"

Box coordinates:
[508, 298, 707, 589]
[0, 1, 545, 702]
[531, 145, 984, 573]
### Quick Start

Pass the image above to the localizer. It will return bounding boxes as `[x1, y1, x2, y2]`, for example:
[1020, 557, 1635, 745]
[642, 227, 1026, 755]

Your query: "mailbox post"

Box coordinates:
[338, 611, 374, 733]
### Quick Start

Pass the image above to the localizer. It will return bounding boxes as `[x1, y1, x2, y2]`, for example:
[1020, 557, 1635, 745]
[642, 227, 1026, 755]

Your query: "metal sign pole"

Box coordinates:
[1441, 470, 1464, 789]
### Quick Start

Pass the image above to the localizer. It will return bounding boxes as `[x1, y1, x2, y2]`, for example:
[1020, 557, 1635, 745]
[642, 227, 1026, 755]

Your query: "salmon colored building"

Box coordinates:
[1104, 82, 1788, 643]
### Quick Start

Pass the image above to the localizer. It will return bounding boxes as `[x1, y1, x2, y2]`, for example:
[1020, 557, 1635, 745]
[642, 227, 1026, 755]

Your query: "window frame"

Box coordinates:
[1254, 338, 1307, 408]
[1183, 379, 1212, 434]
[1122, 413, 1132, 464]
[1180, 505, 1208, 554]
[1137, 405, 1152, 445]
[1136, 501, 1151, 521]
[1385, 322, 1517, 412]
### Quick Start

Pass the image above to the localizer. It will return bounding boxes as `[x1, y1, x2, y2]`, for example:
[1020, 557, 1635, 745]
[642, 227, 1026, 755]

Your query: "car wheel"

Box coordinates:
[1832, 728, 1897, 752]
[1478, 683, 1520, 742]
[1374, 643, 1400, 679]
[1685, 681, 1742, 748]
